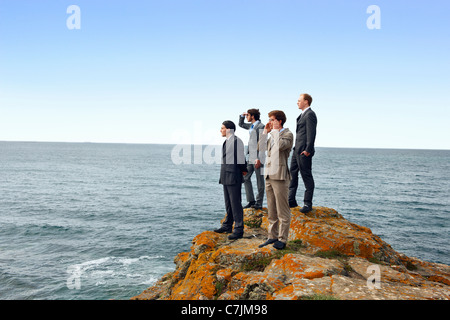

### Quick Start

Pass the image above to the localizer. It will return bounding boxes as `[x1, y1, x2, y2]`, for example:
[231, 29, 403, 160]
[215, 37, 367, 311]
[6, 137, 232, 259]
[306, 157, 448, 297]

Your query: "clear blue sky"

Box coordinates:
[1, 0, 449, 149]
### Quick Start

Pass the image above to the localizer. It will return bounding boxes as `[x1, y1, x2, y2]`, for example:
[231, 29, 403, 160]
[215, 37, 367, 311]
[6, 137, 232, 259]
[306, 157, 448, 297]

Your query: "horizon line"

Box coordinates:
[1, 140, 449, 152]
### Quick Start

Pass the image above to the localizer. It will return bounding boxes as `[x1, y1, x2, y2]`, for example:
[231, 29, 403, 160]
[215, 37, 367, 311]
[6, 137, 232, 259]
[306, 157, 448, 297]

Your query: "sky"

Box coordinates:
[0, 0, 449, 149]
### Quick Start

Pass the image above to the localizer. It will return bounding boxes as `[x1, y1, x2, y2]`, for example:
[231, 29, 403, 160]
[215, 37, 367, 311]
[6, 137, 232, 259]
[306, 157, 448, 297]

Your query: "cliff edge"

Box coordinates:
[132, 207, 450, 300]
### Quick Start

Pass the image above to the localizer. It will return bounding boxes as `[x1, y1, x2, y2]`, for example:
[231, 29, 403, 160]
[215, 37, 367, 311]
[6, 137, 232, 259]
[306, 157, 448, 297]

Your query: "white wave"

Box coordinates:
[76, 257, 112, 272]
[141, 275, 159, 285]
[67, 255, 165, 288]
[72, 255, 163, 271]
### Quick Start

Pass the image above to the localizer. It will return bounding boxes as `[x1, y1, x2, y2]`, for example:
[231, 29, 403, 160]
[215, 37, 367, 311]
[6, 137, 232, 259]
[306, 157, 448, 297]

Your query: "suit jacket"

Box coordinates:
[238, 116, 266, 164]
[258, 128, 294, 180]
[294, 108, 317, 156]
[219, 135, 248, 185]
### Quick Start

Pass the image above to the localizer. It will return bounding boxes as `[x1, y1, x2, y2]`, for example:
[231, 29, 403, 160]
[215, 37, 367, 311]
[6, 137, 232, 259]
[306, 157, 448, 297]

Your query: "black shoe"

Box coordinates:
[243, 202, 256, 209]
[228, 233, 243, 240]
[273, 241, 286, 250]
[251, 204, 263, 210]
[289, 201, 299, 208]
[258, 239, 277, 248]
[214, 226, 232, 233]
[300, 205, 312, 213]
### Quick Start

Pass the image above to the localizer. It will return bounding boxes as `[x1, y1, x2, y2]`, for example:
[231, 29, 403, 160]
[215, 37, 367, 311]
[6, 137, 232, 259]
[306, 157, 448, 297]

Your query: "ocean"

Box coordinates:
[0, 142, 449, 300]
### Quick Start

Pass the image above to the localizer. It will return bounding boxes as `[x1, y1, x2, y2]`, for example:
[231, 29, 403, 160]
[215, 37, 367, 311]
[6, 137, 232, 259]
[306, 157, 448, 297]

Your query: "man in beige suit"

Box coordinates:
[258, 110, 294, 250]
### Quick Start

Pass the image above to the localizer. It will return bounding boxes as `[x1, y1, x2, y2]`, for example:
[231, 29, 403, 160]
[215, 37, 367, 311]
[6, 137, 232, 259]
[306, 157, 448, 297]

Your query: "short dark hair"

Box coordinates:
[268, 110, 287, 126]
[222, 120, 236, 131]
[302, 93, 313, 106]
[247, 108, 260, 121]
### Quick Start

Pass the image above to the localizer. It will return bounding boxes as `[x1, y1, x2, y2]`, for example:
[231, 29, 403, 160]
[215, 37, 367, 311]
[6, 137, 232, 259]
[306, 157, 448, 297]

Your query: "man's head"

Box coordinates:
[268, 110, 286, 130]
[221, 120, 236, 137]
[297, 93, 312, 111]
[246, 108, 260, 122]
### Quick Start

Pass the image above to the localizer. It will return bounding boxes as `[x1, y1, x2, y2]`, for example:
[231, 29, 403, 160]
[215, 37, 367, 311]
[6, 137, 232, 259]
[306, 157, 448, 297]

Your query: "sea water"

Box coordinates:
[0, 142, 449, 299]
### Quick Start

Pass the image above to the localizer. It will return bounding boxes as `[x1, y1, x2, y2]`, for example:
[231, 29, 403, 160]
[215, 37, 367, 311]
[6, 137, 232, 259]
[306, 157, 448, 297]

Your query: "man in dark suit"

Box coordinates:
[214, 120, 248, 240]
[289, 93, 317, 213]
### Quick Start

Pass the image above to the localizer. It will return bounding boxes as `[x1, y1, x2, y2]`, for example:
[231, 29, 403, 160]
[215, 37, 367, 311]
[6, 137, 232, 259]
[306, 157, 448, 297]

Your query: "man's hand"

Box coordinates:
[254, 159, 261, 169]
[243, 171, 247, 176]
[301, 151, 311, 157]
[264, 122, 273, 134]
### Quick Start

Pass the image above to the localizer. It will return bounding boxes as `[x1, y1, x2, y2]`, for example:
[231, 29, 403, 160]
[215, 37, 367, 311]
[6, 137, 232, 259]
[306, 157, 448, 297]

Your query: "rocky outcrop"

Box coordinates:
[132, 207, 450, 300]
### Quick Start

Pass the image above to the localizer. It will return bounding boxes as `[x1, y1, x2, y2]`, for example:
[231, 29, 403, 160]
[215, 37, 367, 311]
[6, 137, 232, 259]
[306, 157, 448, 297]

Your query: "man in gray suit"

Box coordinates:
[239, 109, 266, 210]
[214, 120, 248, 240]
[289, 93, 317, 213]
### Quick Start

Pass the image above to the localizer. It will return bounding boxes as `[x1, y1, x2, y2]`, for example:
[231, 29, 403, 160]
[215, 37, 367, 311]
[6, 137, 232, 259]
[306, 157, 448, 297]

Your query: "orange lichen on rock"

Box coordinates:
[266, 206, 401, 264]
[131, 207, 450, 301]
[191, 231, 222, 255]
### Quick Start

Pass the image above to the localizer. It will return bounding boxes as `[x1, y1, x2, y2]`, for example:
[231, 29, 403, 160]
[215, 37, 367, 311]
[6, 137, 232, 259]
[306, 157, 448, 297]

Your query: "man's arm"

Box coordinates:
[302, 113, 317, 156]
[257, 129, 268, 165]
[238, 114, 252, 130]
[280, 132, 294, 152]
[254, 124, 265, 168]
[236, 138, 248, 175]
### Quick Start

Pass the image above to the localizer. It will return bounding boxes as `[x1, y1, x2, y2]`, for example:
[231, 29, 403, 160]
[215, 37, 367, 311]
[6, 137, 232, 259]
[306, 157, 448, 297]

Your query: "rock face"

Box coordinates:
[132, 207, 450, 300]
